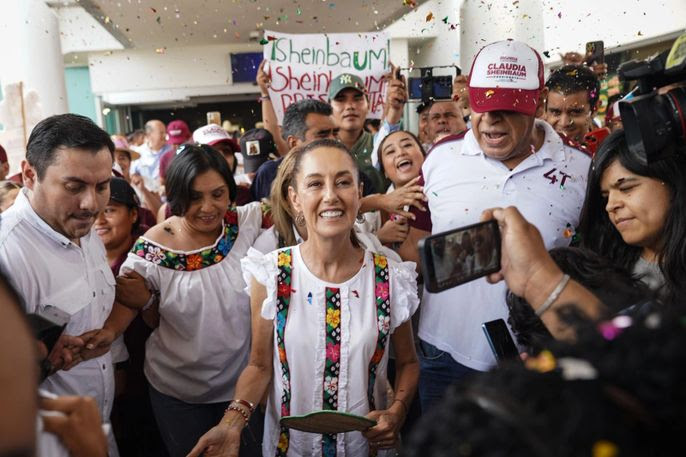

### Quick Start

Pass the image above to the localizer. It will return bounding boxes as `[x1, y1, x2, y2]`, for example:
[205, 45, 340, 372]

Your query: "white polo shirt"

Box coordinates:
[0, 189, 119, 456]
[419, 120, 591, 371]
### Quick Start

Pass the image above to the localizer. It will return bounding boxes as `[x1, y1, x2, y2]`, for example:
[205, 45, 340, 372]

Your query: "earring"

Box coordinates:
[356, 212, 365, 223]
[295, 212, 306, 227]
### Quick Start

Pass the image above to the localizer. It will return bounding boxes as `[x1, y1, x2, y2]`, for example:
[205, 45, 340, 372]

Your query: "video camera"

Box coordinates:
[618, 33, 686, 164]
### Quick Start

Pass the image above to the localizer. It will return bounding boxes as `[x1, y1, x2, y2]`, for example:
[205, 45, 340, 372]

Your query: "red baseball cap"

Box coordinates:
[167, 120, 191, 145]
[468, 40, 544, 116]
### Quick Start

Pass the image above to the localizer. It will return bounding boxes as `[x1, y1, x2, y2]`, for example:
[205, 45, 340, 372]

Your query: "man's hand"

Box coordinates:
[48, 334, 85, 373]
[384, 63, 408, 125]
[480, 206, 561, 298]
[363, 409, 402, 450]
[63, 328, 115, 370]
[256, 59, 271, 96]
[377, 218, 410, 244]
[41, 396, 108, 457]
[115, 270, 151, 309]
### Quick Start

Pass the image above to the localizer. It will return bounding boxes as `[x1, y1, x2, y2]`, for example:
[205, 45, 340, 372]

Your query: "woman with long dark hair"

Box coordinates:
[578, 129, 686, 304]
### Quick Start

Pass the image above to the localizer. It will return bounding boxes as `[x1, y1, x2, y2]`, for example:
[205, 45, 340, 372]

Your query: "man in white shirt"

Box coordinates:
[0, 113, 119, 456]
[417, 40, 591, 410]
[131, 119, 171, 193]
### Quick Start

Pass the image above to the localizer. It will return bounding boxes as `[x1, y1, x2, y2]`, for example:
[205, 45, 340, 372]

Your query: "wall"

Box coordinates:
[88, 42, 263, 105]
[64, 67, 97, 122]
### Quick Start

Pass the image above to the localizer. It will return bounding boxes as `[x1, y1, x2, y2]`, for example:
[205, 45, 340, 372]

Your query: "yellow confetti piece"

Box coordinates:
[525, 350, 556, 373]
[155, 47, 166, 54]
[485, 89, 495, 98]
[426, 12, 434, 21]
[563, 228, 573, 238]
[593, 440, 619, 457]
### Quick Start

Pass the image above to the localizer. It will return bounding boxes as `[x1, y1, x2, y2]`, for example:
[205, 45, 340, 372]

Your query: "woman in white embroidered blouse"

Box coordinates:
[190, 139, 420, 457]
[81, 145, 265, 457]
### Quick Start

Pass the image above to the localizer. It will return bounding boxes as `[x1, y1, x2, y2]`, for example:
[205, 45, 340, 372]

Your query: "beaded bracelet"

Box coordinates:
[231, 398, 256, 413]
[224, 404, 250, 428]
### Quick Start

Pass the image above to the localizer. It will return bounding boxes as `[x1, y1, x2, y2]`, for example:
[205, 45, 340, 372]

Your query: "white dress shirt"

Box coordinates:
[0, 189, 119, 457]
[419, 120, 591, 371]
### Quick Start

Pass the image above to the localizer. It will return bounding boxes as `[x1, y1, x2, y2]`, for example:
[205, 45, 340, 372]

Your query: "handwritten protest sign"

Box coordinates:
[262, 30, 390, 123]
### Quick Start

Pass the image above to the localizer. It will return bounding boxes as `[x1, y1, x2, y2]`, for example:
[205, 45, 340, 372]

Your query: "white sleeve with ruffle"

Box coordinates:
[389, 258, 420, 333]
[240, 247, 279, 320]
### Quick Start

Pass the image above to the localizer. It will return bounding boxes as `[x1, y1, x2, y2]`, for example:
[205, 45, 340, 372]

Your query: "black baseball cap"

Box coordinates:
[109, 177, 140, 208]
[240, 128, 276, 173]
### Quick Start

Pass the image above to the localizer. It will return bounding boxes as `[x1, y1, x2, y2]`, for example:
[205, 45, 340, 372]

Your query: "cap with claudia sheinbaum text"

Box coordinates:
[468, 40, 544, 116]
[328, 73, 367, 100]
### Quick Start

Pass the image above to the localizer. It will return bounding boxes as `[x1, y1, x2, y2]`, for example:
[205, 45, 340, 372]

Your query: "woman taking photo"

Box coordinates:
[83, 144, 265, 457]
[190, 139, 419, 456]
[579, 129, 686, 305]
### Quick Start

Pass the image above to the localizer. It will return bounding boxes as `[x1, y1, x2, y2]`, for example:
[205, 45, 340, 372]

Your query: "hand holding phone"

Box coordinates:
[418, 220, 501, 292]
[585, 40, 604, 66]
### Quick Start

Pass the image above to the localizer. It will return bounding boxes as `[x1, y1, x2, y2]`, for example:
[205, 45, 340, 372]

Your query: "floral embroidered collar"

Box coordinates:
[131, 208, 239, 271]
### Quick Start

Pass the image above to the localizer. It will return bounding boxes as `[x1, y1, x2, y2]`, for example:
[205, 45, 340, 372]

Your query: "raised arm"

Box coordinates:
[257, 59, 289, 157]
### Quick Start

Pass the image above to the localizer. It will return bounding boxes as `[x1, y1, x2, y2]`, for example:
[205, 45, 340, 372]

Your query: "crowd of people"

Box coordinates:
[0, 33, 684, 457]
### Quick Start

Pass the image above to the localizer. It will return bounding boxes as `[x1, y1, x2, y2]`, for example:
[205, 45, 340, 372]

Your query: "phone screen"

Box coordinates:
[482, 319, 520, 362]
[419, 220, 501, 293]
[585, 40, 604, 65]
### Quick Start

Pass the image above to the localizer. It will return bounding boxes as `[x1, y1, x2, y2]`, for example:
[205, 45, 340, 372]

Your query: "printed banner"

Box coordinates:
[262, 30, 390, 122]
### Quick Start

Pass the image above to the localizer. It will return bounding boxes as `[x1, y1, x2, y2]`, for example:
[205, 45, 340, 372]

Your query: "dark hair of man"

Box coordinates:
[507, 246, 654, 353]
[290, 138, 360, 247]
[26, 114, 114, 181]
[578, 129, 686, 305]
[281, 99, 333, 141]
[376, 130, 426, 176]
[165, 144, 236, 216]
[545, 64, 601, 108]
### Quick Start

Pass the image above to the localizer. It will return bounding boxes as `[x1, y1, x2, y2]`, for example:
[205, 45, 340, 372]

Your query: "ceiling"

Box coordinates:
[63, 0, 428, 50]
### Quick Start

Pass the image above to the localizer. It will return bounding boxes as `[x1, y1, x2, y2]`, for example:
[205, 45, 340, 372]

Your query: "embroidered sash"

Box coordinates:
[274, 251, 391, 457]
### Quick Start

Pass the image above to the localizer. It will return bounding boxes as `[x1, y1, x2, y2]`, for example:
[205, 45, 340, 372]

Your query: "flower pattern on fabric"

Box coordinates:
[131, 207, 239, 270]
[322, 287, 342, 456]
[272, 251, 392, 457]
[275, 248, 293, 457]
[326, 308, 341, 328]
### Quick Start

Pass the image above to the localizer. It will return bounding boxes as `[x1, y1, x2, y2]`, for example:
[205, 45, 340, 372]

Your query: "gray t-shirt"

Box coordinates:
[633, 256, 665, 294]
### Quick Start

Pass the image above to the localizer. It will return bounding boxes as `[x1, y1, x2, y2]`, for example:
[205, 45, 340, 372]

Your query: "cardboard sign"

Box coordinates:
[262, 30, 390, 122]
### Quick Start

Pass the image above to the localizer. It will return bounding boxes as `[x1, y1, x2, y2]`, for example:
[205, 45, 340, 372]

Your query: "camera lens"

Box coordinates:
[620, 87, 686, 164]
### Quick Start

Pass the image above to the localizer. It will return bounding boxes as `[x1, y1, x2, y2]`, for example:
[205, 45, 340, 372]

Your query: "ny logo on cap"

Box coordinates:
[340, 75, 352, 84]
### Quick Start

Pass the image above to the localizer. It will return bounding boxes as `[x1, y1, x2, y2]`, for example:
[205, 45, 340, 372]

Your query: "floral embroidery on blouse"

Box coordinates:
[131, 207, 239, 270]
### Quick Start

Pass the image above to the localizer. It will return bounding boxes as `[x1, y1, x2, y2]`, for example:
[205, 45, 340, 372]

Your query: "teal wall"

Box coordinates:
[64, 66, 97, 123]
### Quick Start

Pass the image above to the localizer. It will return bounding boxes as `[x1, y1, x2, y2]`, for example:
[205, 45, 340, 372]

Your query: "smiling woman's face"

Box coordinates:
[380, 131, 424, 187]
[289, 146, 361, 241]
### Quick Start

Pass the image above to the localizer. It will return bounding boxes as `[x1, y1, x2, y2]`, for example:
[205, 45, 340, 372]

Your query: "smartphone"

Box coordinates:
[405, 65, 460, 102]
[26, 307, 70, 357]
[585, 40, 604, 66]
[482, 319, 520, 362]
[418, 220, 501, 293]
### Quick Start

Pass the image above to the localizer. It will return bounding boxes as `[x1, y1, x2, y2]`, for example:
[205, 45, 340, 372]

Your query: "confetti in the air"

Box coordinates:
[426, 12, 434, 21]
